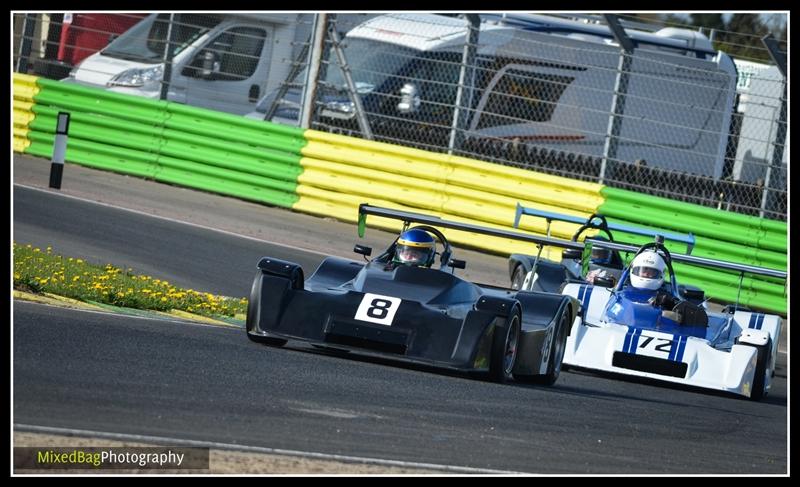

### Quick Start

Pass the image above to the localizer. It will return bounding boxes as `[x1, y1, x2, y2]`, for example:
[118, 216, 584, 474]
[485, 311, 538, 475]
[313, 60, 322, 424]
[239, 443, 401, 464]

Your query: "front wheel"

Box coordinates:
[245, 271, 288, 347]
[488, 308, 521, 384]
[746, 338, 772, 401]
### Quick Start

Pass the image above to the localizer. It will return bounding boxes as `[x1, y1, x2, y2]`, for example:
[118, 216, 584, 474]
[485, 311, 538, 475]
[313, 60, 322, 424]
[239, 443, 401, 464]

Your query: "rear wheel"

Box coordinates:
[488, 308, 521, 383]
[511, 266, 526, 290]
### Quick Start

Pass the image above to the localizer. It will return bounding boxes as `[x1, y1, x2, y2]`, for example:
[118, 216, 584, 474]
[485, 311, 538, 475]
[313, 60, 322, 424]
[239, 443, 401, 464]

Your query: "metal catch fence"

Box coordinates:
[13, 12, 787, 221]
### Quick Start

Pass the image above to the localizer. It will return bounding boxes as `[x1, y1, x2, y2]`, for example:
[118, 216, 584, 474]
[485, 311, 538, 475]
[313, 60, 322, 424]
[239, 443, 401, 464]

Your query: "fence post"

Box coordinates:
[447, 14, 480, 155]
[329, 26, 373, 139]
[160, 14, 178, 101]
[599, 14, 634, 185]
[265, 30, 310, 122]
[759, 34, 787, 218]
[299, 13, 327, 129]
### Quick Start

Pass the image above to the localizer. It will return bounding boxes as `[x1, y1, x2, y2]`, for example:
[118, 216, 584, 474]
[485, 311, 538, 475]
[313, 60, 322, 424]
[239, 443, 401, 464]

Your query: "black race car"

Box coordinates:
[246, 205, 579, 385]
[507, 204, 702, 303]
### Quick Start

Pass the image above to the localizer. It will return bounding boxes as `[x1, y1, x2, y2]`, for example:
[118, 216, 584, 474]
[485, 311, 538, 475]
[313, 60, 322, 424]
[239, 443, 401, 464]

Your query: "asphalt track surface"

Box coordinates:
[13, 157, 788, 474]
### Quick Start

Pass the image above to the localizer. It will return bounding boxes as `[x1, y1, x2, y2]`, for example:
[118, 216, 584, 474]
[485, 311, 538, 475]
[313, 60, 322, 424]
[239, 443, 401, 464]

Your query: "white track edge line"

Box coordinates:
[14, 424, 525, 475]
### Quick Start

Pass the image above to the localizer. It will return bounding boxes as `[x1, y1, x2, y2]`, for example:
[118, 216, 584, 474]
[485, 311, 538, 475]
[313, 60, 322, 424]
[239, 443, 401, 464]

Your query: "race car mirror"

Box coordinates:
[593, 275, 615, 288]
[449, 259, 466, 270]
[353, 244, 372, 257]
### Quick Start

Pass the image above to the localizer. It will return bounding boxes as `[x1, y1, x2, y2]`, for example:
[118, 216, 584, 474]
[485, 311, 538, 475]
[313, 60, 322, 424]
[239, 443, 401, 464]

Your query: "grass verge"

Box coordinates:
[13, 242, 247, 319]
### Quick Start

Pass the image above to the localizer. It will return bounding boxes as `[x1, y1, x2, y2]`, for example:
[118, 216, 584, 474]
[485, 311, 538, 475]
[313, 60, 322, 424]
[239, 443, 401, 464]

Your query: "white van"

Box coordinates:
[294, 13, 738, 179]
[66, 13, 309, 115]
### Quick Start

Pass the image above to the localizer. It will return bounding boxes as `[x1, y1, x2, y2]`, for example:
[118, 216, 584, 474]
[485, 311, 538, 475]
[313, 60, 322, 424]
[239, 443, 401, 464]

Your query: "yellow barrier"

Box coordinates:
[13, 73, 40, 102]
[298, 129, 605, 254]
[295, 184, 569, 262]
[303, 130, 603, 201]
[12, 74, 38, 153]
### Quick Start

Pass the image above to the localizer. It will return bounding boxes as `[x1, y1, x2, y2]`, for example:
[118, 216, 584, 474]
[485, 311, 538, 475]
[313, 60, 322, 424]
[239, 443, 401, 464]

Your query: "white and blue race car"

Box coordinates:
[562, 238, 785, 400]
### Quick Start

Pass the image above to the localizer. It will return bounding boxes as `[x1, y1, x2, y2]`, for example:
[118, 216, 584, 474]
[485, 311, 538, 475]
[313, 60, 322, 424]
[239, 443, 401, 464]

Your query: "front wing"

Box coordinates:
[248, 269, 511, 373]
[563, 322, 764, 397]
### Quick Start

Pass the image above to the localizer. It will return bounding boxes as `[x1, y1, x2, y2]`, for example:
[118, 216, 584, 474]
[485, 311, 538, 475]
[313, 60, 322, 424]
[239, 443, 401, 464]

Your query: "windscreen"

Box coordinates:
[324, 37, 421, 92]
[101, 14, 222, 63]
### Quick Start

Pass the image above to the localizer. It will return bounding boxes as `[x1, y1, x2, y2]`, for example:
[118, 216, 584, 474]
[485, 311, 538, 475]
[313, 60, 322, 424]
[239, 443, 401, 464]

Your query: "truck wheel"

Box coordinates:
[488, 308, 521, 383]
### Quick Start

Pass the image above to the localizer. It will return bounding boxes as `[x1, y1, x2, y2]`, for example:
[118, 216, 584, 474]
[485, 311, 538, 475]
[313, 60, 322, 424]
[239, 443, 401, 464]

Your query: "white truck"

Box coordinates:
[265, 13, 739, 179]
[65, 13, 311, 115]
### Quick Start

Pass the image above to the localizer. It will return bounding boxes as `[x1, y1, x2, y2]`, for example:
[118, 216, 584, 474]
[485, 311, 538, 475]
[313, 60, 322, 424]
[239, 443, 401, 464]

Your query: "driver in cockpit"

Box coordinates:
[391, 229, 436, 268]
[628, 250, 678, 310]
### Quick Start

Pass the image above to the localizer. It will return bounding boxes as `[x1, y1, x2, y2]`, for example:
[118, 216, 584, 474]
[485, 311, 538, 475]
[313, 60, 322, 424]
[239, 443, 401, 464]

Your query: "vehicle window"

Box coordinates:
[186, 27, 267, 81]
[102, 14, 221, 63]
[324, 38, 418, 93]
[406, 52, 461, 110]
[475, 69, 574, 129]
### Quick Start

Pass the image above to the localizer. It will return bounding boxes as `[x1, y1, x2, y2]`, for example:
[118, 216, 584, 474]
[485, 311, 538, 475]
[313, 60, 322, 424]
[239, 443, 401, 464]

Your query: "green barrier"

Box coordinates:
[156, 137, 302, 182]
[154, 166, 298, 208]
[159, 126, 303, 164]
[611, 229, 786, 271]
[164, 114, 307, 155]
[36, 78, 168, 109]
[674, 263, 786, 297]
[26, 131, 159, 179]
[166, 102, 306, 138]
[28, 79, 304, 210]
[601, 186, 787, 234]
[34, 90, 168, 127]
[598, 201, 786, 254]
[32, 105, 163, 138]
[31, 112, 163, 155]
[154, 153, 298, 195]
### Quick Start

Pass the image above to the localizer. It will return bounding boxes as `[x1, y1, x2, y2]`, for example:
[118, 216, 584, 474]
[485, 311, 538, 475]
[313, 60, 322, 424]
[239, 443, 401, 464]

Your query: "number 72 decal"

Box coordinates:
[354, 293, 402, 326]
[639, 336, 673, 354]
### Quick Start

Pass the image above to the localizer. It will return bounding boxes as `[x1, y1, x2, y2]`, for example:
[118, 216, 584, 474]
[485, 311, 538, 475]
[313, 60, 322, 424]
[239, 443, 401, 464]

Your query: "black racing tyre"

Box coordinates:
[245, 271, 288, 347]
[747, 338, 772, 401]
[488, 308, 521, 384]
[511, 266, 526, 291]
[531, 305, 571, 386]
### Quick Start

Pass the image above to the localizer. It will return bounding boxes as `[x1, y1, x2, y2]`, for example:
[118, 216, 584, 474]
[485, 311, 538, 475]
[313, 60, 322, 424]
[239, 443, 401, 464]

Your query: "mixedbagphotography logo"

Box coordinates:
[14, 447, 210, 470]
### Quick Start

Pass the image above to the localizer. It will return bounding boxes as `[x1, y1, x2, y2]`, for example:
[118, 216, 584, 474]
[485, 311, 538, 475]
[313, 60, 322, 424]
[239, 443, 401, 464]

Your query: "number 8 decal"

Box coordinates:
[355, 293, 402, 325]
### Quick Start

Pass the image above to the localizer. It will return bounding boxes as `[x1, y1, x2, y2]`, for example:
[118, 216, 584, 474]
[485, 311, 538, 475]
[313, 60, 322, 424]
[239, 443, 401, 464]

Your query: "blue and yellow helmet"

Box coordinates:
[394, 229, 436, 267]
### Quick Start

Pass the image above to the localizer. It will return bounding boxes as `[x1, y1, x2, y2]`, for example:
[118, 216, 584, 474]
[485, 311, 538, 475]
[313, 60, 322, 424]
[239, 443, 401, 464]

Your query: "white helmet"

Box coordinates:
[630, 250, 666, 290]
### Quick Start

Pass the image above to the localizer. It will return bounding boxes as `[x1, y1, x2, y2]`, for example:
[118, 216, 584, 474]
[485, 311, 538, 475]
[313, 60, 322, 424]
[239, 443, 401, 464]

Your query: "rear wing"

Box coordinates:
[513, 203, 696, 255]
[358, 204, 786, 280]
